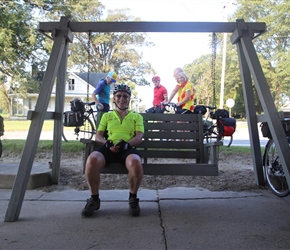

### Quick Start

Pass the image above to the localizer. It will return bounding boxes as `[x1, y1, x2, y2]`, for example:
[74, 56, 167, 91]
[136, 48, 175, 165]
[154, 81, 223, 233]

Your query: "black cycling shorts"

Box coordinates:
[94, 146, 141, 166]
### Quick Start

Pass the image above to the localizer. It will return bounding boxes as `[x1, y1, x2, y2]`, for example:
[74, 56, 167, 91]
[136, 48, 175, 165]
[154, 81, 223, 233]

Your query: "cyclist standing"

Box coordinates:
[165, 71, 195, 114]
[92, 71, 117, 112]
[152, 76, 168, 107]
[146, 76, 168, 113]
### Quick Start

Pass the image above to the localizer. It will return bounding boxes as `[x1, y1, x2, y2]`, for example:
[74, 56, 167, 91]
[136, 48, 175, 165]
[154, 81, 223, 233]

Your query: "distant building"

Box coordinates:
[9, 72, 113, 117]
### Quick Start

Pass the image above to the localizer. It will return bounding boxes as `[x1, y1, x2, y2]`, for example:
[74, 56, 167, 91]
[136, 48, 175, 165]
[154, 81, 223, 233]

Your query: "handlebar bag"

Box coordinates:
[70, 98, 85, 113]
[193, 105, 207, 115]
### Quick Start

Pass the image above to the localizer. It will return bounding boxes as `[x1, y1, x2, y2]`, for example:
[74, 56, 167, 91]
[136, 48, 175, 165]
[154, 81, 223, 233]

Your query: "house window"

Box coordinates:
[68, 79, 75, 90]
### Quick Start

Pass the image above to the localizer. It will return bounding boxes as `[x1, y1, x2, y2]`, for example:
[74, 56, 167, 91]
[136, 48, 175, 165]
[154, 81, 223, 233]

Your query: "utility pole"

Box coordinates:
[219, 0, 233, 109]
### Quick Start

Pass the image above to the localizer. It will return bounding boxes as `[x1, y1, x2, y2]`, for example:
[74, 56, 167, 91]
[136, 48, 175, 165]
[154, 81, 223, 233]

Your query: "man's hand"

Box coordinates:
[97, 103, 104, 110]
[115, 140, 131, 152]
[104, 140, 114, 149]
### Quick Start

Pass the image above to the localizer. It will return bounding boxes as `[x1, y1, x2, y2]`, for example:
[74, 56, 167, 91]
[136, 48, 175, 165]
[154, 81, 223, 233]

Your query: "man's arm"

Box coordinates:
[96, 130, 106, 145]
[128, 131, 143, 147]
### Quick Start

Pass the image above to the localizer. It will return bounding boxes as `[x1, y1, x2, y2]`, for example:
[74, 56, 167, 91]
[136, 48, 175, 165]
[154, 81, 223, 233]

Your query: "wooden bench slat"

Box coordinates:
[142, 113, 200, 122]
[138, 140, 201, 149]
[145, 123, 199, 130]
[139, 150, 200, 159]
[100, 163, 218, 176]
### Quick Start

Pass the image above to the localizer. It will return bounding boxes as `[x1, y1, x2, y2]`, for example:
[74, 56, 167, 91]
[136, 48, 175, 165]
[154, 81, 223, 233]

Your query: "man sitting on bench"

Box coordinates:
[81, 84, 144, 217]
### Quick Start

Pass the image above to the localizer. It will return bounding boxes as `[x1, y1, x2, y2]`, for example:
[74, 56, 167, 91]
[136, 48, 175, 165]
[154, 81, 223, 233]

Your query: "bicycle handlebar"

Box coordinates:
[83, 101, 96, 106]
[204, 105, 217, 110]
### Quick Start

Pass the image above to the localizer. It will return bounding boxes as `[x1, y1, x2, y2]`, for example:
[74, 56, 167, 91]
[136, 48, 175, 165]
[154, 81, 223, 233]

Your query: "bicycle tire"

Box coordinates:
[62, 117, 95, 142]
[263, 139, 290, 197]
[221, 135, 233, 147]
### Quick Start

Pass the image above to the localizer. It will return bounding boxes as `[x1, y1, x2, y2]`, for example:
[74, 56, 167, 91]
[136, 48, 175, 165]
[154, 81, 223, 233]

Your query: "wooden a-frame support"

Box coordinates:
[5, 17, 290, 222]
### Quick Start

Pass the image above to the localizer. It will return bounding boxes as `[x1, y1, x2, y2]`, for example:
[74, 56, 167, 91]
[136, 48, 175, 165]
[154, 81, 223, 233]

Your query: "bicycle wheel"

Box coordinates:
[263, 138, 290, 197]
[62, 117, 95, 142]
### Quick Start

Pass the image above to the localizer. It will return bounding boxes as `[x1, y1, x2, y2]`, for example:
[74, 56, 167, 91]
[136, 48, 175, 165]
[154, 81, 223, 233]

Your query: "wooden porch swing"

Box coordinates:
[5, 17, 290, 222]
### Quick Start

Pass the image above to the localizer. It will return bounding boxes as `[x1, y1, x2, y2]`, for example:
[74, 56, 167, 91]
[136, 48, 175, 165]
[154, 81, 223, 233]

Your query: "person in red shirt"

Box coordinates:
[146, 76, 168, 113]
[152, 76, 168, 106]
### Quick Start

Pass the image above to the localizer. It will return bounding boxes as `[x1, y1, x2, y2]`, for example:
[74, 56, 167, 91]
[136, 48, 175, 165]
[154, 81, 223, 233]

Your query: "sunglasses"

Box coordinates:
[153, 80, 160, 83]
[115, 94, 129, 99]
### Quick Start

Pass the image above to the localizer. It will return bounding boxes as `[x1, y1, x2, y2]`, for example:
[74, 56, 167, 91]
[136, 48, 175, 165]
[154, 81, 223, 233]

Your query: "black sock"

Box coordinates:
[129, 192, 137, 199]
[91, 194, 99, 201]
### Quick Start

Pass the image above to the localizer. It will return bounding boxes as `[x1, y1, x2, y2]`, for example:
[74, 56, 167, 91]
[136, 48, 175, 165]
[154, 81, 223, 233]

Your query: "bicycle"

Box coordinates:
[261, 120, 290, 197]
[159, 103, 235, 146]
[197, 105, 236, 147]
[62, 101, 98, 142]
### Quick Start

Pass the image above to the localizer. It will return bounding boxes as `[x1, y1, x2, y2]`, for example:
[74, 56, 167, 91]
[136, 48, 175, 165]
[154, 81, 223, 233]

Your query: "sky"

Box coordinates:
[101, 0, 236, 108]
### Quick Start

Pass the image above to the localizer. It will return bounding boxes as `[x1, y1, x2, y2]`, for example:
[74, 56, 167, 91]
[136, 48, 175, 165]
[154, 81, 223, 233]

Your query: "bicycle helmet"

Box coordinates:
[152, 76, 160, 82]
[113, 84, 131, 96]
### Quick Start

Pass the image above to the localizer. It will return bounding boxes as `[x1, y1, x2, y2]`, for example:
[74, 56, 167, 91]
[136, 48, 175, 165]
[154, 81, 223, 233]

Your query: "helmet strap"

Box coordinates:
[114, 102, 129, 110]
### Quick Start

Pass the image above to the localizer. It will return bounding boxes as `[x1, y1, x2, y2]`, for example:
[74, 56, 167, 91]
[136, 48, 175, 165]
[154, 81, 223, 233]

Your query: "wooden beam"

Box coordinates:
[39, 21, 266, 34]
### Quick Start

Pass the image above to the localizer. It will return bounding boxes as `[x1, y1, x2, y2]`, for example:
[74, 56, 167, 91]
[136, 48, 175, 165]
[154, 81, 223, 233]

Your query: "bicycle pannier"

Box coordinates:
[260, 119, 290, 138]
[70, 98, 85, 113]
[211, 109, 229, 119]
[194, 105, 207, 115]
[0, 115, 4, 136]
[217, 117, 236, 136]
[260, 122, 271, 138]
[63, 111, 84, 127]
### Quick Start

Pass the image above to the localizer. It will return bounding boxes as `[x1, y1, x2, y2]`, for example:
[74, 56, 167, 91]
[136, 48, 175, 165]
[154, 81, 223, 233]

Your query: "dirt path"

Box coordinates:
[3, 150, 265, 193]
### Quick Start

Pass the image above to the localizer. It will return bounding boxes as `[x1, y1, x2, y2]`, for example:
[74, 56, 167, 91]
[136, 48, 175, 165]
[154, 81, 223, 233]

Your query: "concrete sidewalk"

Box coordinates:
[1, 187, 290, 249]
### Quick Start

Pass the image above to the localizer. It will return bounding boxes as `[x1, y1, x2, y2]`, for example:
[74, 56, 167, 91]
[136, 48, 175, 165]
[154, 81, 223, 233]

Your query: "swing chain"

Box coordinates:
[211, 32, 217, 107]
[86, 32, 92, 103]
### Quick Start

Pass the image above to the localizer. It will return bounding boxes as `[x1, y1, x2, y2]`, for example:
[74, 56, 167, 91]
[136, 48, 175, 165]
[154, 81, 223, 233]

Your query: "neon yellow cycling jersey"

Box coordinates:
[97, 110, 144, 145]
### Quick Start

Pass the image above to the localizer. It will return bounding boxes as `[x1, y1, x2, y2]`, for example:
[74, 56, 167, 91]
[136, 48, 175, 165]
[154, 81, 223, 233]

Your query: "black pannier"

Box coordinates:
[193, 105, 207, 115]
[260, 119, 290, 138]
[63, 111, 84, 127]
[211, 109, 229, 119]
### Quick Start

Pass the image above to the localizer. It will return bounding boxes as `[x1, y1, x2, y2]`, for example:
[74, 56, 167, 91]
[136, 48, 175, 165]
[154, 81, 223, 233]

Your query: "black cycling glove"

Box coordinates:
[104, 140, 114, 149]
[115, 140, 131, 151]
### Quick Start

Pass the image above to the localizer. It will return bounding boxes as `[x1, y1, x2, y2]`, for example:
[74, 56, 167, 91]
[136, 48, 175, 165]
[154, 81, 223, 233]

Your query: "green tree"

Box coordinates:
[0, 1, 47, 115]
[230, 0, 290, 111]
[41, 0, 155, 86]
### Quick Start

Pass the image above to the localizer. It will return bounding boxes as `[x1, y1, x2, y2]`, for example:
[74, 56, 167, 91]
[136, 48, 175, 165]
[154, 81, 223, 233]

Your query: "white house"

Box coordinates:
[9, 72, 138, 117]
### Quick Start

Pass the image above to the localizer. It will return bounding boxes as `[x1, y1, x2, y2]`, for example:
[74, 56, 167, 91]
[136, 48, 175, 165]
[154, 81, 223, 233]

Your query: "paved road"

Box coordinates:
[2, 122, 268, 147]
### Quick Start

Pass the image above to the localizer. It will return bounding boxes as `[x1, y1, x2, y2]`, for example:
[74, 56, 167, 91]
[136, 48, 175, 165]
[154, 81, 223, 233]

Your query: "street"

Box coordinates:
[2, 122, 268, 147]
